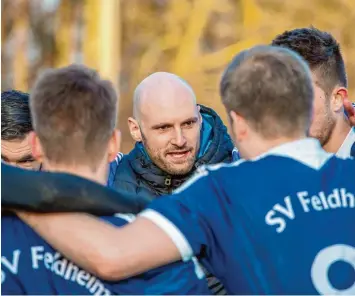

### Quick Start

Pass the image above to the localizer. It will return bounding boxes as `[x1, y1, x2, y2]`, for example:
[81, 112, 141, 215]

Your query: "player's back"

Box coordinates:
[205, 150, 355, 294]
[1, 214, 209, 295]
[148, 139, 355, 294]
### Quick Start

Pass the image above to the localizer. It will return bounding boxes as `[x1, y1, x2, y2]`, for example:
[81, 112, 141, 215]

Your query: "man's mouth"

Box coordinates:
[166, 150, 192, 160]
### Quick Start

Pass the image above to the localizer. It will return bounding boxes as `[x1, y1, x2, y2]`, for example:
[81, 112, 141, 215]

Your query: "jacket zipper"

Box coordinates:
[165, 176, 172, 194]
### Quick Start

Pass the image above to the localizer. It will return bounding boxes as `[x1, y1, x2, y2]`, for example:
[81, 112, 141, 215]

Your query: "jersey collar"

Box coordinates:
[259, 138, 332, 170]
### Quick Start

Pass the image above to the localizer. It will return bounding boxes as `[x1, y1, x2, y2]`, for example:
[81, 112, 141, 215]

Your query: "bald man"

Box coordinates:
[110, 72, 236, 294]
[112, 72, 236, 195]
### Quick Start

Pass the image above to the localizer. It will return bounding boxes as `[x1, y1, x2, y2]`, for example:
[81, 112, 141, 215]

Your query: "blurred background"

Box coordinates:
[2, 0, 355, 152]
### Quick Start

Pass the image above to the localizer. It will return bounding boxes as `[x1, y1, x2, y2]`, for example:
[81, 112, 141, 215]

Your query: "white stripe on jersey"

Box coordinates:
[139, 209, 194, 262]
[114, 213, 136, 223]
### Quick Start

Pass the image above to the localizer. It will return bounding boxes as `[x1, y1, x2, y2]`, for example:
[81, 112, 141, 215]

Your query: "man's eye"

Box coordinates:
[183, 121, 195, 127]
[158, 125, 170, 130]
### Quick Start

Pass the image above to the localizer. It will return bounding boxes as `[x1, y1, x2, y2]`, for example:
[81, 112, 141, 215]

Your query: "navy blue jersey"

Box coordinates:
[2, 215, 209, 295]
[141, 139, 355, 294]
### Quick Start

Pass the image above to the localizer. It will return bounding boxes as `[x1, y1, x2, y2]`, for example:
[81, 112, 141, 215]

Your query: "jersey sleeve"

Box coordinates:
[100, 214, 136, 227]
[139, 168, 218, 262]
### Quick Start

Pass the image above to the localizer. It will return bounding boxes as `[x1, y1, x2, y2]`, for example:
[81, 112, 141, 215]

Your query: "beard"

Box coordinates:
[310, 102, 336, 147]
[141, 132, 199, 176]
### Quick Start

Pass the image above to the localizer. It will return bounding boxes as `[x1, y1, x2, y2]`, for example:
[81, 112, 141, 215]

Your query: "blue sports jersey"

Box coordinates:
[1, 215, 209, 295]
[141, 138, 355, 294]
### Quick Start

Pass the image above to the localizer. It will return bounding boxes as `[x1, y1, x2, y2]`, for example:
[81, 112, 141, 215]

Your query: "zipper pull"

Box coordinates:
[165, 176, 172, 186]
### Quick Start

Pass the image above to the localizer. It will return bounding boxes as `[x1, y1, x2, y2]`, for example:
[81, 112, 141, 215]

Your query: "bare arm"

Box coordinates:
[16, 212, 181, 280]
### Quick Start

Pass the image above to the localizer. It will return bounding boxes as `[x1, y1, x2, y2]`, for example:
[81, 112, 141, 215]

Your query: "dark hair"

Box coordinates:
[271, 27, 347, 94]
[30, 64, 118, 170]
[1, 90, 32, 141]
[220, 45, 313, 138]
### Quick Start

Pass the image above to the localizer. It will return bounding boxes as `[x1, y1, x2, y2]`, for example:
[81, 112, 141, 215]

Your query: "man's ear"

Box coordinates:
[331, 87, 348, 113]
[28, 131, 44, 162]
[128, 117, 143, 142]
[229, 111, 249, 142]
[108, 129, 121, 163]
[197, 105, 203, 125]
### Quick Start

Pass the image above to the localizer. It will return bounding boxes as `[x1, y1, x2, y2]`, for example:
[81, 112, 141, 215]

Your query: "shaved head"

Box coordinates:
[128, 72, 202, 175]
[133, 72, 196, 122]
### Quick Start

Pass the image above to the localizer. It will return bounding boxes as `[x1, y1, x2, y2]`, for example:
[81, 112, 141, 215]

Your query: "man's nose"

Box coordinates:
[171, 128, 187, 147]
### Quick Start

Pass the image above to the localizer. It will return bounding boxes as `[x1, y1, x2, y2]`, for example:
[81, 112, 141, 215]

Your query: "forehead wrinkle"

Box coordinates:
[2, 141, 32, 162]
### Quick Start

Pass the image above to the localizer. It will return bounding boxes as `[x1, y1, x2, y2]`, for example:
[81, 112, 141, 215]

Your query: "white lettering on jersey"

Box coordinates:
[1, 250, 21, 275]
[266, 188, 354, 233]
[28, 246, 111, 295]
[31, 246, 44, 269]
[265, 196, 294, 233]
[273, 196, 295, 219]
[297, 191, 311, 212]
[311, 244, 355, 294]
[265, 211, 286, 234]
[298, 189, 354, 213]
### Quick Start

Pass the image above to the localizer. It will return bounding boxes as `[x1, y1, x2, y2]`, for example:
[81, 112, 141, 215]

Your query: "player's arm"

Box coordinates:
[17, 169, 213, 281]
[2, 162, 151, 215]
[17, 211, 181, 280]
[344, 99, 355, 126]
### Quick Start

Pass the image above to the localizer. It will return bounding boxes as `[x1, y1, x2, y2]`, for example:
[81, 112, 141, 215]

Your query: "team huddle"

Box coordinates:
[2, 27, 355, 295]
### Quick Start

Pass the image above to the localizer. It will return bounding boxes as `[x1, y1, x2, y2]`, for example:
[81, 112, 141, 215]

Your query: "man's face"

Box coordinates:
[1, 134, 39, 170]
[139, 98, 201, 176]
[309, 74, 336, 147]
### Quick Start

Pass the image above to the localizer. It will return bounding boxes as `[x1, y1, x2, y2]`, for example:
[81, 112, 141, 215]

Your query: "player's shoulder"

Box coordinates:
[2, 215, 29, 231]
[198, 153, 334, 189]
[1, 215, 46, 249]
[208, 150, 352, 175]
[202, 154, 291, 177]
[176, 152, 347, 195]
[319, 153, 355, 170]
[326, 154, 355, 176]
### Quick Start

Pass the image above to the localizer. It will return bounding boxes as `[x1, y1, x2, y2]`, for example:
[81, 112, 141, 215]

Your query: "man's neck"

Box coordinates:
[323, 117, 351, 154]
[41, 162, 107, 185]
[243, 134, 306, 160]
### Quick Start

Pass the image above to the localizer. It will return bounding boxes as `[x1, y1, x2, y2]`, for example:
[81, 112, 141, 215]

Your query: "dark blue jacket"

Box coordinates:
[110, 105, 237, 199]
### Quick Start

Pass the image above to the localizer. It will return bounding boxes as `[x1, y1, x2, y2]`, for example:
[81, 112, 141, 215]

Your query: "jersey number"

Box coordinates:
[311, 244, 355, 294]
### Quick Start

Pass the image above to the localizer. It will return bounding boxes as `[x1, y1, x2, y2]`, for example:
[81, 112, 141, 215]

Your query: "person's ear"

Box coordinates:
[331, 87, 348, 113]
[197, 105, 203, 125]
[28, 131, 44, 163]
[108, 129, 121, 163]
[128, 117, 143, 142]
[229, 111, 249, 142]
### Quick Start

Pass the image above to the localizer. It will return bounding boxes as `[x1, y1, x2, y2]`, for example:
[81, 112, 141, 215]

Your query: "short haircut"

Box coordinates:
[271, 27, 347, 94]
[30, 64, 118, 170]
[1, 90, 32, 141]
[220, 45, 313, 138]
